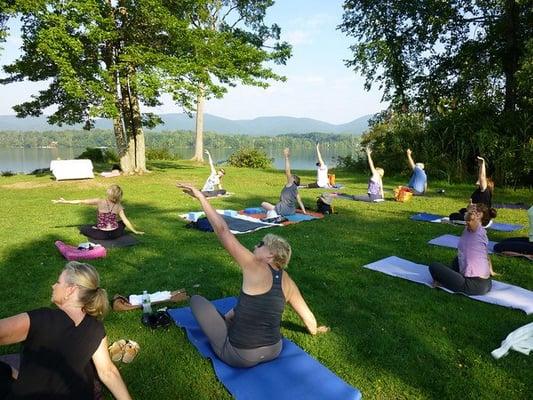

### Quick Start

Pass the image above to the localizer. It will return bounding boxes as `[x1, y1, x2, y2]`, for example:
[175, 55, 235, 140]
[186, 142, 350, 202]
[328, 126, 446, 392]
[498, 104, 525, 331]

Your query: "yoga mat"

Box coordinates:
[362, 256, 533, 314]
[285, 213, 319, 222]
[88, 234, 139, 248]
[168, 298, 361, 400]
[410, 213, 524, 232]
[428, 234, 496, 254]
[494, 203, 530, 210]
[180, 211, 280, 234]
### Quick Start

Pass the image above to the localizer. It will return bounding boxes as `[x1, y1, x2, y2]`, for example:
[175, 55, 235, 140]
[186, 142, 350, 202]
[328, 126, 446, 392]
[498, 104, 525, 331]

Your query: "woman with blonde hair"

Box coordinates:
[0, 262, 132, 399]
[177, 183, 328, 368]
[53, 184, 144, 239]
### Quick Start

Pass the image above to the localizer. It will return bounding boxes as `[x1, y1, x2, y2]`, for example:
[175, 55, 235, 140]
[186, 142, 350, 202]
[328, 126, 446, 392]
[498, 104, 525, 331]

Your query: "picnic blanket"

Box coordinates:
[428, 234, 497, 254]
[410, 213, 523, 232]
[362, 256, 533, 314]
[239, 208, 323, 226]
[181, 211, 281, 234]
[168, 297, 361, 400]
[55, 240, 107, 261]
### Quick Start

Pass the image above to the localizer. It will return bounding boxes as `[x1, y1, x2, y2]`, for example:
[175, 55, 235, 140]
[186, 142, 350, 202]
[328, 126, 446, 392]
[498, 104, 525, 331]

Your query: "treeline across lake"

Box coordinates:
[0, 129, 361, 153]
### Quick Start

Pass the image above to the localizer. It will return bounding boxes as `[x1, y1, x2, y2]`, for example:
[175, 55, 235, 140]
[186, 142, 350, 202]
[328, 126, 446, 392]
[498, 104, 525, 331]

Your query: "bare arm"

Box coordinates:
[296, 193, 306, 214]
[285, 277, 328, 335]
[178, 183, 255, 269]
[52, 198, 100, 205]
[283, 148, 293, 184]
[92, 337, 132, 400]
[366, 147, 377, 175]
[118, 209, 144, 235]
[0, 313, 30, 345]
[205, 150, 216, 175]
[316, 143, 325, 166]
[406, 148, 415, 170]
[477, 156, 487, 191]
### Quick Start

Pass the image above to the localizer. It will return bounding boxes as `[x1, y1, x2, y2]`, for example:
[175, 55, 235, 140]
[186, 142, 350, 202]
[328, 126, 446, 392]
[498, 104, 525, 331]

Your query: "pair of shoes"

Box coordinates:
[141, 310, 172, 329]
[111, 295, 138, 312]
[108, 339, 140, 363]
[170, 289, 189, 303]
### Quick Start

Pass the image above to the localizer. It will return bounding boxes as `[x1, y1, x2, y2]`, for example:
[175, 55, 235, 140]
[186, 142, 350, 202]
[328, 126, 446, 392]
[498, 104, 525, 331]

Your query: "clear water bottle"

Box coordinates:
[141, 290, 152, 315]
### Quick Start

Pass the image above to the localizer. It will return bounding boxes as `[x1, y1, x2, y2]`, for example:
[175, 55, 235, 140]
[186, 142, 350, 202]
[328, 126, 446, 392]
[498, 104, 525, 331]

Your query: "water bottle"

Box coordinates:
[141, 290, 152, 315]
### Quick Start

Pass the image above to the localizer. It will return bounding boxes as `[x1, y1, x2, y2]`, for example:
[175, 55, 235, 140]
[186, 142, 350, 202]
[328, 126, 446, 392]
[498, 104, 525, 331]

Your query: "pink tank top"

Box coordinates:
[96, 202, 119, 230]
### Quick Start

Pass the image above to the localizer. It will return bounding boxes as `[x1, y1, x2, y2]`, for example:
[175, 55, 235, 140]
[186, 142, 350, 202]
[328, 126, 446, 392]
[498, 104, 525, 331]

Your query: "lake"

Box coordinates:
[0, 144, 358, 174]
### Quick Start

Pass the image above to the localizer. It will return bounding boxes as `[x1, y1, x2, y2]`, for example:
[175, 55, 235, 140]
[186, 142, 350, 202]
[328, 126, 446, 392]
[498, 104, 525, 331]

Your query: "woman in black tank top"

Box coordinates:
[178, 183, 329, 368]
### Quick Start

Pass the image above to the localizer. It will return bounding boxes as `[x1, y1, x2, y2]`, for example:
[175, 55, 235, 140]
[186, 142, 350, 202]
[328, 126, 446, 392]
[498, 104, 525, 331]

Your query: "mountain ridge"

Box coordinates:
[0, 113, 372, 136]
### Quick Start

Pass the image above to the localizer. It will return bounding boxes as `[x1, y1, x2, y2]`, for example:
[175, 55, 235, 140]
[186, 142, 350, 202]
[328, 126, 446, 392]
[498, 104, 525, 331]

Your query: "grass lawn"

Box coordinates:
[0, 161, 532, 400]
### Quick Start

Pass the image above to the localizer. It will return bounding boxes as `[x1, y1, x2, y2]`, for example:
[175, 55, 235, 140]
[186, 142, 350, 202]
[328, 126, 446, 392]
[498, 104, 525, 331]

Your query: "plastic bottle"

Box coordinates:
[141, 290, 152, 315]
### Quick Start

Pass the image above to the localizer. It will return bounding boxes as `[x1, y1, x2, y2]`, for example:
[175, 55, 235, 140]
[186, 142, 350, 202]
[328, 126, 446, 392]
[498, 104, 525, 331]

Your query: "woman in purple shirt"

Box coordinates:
[429, 208, 496, 295]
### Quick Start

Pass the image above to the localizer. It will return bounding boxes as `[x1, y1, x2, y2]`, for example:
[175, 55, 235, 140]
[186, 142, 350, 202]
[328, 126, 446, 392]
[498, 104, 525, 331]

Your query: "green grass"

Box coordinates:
[0, 161, 532, 400]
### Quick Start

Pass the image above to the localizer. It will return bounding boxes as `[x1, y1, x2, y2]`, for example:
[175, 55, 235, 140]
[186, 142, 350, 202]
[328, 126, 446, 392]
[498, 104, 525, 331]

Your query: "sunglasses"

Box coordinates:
[256, 240, 265, 248]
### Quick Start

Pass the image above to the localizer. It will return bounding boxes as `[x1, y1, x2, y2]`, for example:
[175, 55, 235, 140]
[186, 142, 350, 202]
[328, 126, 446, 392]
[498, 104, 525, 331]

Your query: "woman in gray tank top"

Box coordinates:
[177, 183, 329, 368]
[261, 148, 307, 217]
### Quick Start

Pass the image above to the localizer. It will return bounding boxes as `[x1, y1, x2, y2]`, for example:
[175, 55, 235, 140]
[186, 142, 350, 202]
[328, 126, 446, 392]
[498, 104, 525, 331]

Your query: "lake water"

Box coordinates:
[0, 145, 358, 174]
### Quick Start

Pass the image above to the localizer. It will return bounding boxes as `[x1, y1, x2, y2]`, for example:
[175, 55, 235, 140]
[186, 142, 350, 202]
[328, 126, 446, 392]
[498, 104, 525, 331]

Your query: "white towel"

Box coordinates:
[362, 256, 533, 314]
[492, 322, 533, 359]
[129, 291, 171, 306]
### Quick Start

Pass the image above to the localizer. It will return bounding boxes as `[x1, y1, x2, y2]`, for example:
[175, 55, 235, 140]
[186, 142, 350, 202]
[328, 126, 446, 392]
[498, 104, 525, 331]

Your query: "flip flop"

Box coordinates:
[170, 289, 189, 303]
[108, 339, 127, 362]
[112, 295, 138, 312]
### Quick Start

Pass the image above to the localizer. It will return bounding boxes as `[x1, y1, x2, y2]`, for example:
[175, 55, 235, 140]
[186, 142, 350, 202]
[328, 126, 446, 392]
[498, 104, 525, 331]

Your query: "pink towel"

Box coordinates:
[55, 240, 107, 261]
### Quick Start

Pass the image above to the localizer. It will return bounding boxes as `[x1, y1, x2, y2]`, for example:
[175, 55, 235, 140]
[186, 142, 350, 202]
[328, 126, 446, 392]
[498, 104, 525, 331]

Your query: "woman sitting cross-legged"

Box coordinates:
[0, 261, 132, 399]
[261, 148, 306, 217]
[177, 183, 329, 368]
[53, 184, 144, 240]
[429, 208, 497, 295]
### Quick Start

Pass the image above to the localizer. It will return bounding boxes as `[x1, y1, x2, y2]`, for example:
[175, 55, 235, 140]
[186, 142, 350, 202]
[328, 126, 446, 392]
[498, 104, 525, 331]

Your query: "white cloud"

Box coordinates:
[284, 30, 313, 46]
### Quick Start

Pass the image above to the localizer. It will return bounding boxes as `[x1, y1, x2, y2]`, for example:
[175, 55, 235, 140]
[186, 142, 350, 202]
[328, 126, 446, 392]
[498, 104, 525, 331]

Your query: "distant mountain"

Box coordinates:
[0, 113, 372, 136]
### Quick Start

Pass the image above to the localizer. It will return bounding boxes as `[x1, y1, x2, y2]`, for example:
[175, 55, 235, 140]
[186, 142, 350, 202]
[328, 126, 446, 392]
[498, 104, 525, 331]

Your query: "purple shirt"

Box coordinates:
[457, 225, 490, 278]
[367, 177, 382, 196]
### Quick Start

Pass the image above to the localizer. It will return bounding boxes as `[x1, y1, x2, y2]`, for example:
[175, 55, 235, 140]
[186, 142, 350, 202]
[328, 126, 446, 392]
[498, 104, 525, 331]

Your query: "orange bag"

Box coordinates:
[328, 174, 336, 186]
[394, 186, 413, 202]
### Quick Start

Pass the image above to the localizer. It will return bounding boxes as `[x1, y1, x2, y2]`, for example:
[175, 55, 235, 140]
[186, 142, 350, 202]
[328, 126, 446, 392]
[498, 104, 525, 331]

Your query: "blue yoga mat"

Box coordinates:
[168, 298, 361, 400]
[285, 213, 319, 222]
[410, 213, 523, 232]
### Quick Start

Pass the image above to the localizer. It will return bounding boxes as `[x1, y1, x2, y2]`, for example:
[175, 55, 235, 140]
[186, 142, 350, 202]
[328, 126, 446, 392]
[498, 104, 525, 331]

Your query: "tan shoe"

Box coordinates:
[170, 289, 189, 303]
[122, 340, 140, 364]
[108, 339, 127, 362]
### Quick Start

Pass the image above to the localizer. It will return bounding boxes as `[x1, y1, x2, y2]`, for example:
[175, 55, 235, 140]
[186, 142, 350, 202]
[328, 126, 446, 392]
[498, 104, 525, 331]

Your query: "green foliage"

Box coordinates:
[227, 147, 272, 168]
[335, 155, 361, 171]
[1, 170, 15, 176]
[76, 147, 117, 164]
[146, 148, 178, 161]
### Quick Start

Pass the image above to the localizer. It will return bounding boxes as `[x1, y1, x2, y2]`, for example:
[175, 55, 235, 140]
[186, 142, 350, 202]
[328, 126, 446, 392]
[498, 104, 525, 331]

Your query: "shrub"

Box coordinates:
[1, 171, 16, 177]
[77, 147, 105, 163]
[146, 148, 177, 160]
[227, 148, 272, 168]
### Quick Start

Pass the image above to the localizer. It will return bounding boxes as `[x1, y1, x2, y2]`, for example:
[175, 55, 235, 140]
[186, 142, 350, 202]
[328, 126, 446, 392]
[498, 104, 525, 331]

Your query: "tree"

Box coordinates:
[185, 0, 291, 162]
[1, 0, 202, 173]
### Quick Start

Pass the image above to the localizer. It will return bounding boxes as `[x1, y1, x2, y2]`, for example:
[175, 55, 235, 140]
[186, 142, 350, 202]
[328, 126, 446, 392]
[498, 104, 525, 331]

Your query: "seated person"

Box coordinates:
[0, 262, 132, 399]
[177, 183, 329, 368]
[429, 209, 496, 295]
[305, 143, 331, 188]
[202, 150, 226, 197]
[493, 205, 533, 259]
[53, 184, 144, 240]
[406, 148, 427, 195]
[261, 148, 306, 217]
[352, 147, 384, 202]
[450, 156, 495, 223]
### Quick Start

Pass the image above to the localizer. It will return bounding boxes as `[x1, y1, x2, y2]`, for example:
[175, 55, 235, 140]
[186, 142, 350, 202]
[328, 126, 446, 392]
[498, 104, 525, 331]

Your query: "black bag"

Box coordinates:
[186, 217, 214, 232]
[316, 198, 332, 214]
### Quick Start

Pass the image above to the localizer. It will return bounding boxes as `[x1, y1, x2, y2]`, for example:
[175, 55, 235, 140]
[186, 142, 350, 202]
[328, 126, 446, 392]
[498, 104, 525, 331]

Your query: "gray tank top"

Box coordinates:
[228, 265, 285, 349]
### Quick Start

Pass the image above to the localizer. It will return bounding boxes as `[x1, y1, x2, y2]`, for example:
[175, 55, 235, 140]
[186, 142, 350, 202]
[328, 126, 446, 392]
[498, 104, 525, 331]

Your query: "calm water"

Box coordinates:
[0, 145, 357, 173]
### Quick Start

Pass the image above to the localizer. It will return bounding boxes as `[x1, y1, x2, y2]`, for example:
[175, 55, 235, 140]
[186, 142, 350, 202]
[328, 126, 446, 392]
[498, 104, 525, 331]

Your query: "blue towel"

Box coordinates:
[168, 298, 361, 400]
[244, 207, 266, 214]
[285, 213, 318, 222]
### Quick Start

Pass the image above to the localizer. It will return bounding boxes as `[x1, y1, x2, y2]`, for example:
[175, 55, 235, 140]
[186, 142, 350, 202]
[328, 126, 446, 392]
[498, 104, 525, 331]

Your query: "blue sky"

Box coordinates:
[0, 0, 387, 124]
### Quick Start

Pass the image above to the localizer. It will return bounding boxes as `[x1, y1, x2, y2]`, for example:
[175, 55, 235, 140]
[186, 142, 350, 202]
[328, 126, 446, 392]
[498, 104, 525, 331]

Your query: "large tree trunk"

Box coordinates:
[191, 85, 205, 162]
[502, 0, 520, 112]
[131, 92, 147, 173]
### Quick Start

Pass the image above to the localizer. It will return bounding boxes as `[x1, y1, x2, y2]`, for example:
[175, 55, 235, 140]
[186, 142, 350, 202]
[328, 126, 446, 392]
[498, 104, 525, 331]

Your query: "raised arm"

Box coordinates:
[477, 156, 487, 191]
[366, 147, 377, 175]
[52, 198, 100, 205]
[177, 183, 255, 269]
[205, 150, 216, 175]
[283, 148, 292, 183]
[92, 337, 132, 400]
[118, 209, 144, 235]
[285, 276, 328, 335]
[316, 143, 325, 167]
[406, 148, 415, 170]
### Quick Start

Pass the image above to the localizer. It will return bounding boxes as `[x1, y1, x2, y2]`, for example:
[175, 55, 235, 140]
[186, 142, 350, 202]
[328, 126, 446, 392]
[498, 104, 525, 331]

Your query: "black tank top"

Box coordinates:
[228, 265, 285, 349]
[471, 187, 492, 208]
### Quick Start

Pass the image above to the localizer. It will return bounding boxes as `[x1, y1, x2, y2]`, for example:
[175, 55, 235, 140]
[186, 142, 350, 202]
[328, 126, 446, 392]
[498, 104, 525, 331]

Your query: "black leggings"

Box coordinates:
[79, 221, 125, 240]
[0, 361, 14, 398]
[494, 237, 533, 255]
[190, 295, 282, 368]
[429, 257, 492, 295]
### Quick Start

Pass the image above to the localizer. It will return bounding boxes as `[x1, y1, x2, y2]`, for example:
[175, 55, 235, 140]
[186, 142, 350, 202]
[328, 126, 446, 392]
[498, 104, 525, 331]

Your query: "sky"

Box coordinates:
[0, 0, 387, 125]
